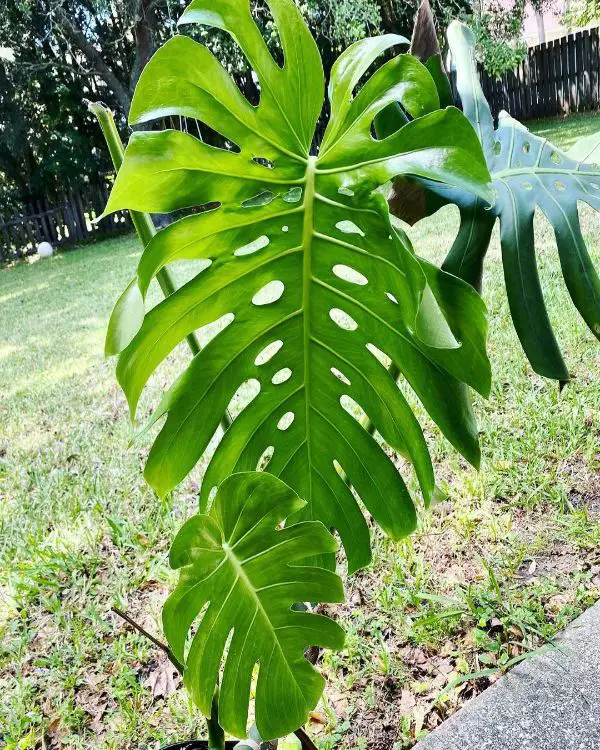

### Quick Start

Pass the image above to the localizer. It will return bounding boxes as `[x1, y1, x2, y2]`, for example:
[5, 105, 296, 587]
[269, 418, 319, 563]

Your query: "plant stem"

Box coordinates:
[294, 728, 318, 750]
[87, 101, 232, 429]
[111, 606, 184, 674]
[207, 688, 226, 750]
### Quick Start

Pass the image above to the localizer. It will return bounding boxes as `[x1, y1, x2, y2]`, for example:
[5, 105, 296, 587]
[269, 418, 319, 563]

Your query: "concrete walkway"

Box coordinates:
[415, 601, 600, 750]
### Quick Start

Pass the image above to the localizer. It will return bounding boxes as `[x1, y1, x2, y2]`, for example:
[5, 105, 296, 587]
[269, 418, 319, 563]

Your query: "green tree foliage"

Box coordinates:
[460, 0, 558, 78]
[563, 0, 600, 27]
[464, 0, 528, 79]
[0, 3, 115, 215]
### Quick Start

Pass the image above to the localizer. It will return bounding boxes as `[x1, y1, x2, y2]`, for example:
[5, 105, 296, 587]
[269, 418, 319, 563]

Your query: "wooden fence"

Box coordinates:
[0, 184, 132, 263]
[475, 27, 600, 120]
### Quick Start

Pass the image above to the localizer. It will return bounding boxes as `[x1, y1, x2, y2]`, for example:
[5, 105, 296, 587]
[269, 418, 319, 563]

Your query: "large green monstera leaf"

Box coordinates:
[164, 471, 345, 740]
[104, 0, 493, 574]
[392, 20, 600, 381]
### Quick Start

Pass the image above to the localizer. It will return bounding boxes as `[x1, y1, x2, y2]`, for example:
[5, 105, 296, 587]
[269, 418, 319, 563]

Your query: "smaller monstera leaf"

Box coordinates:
[163, 471, 345, 741]
[389, 20, 600, 381]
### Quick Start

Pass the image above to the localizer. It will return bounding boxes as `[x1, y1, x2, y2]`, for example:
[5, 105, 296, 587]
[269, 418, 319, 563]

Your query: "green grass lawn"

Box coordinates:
[1, 113, 599, 750]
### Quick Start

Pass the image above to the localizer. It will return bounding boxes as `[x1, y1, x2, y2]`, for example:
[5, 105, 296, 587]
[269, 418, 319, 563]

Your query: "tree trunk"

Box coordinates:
[377, 0, 405, 33]
[130, 0, 159, 95]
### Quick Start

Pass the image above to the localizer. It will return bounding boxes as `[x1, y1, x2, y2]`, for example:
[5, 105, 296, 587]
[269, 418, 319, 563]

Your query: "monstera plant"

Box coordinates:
[389, 17, 600, 382]
[93, 0, 496, 745]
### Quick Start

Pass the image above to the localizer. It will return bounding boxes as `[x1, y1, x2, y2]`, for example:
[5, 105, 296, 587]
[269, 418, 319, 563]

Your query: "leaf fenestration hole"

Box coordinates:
[551, 151, 562, 164]
[184, 600, 210, 660]
[242, 191, 276, 208]
[329, 308, 358, 331]
[554, 180, 566, 191]
[522, 182, 533, 190]
[226, 378, 261, 420]
[283, 187, 303, 203]
[332, 264, 368, 286]
[386, 292, 398, 304]
[367, 343, 391, 368]
[252, 280, 285, 306]
[333, 458, 344, 478]
[253, 156, 275, 169]
[206, 486, 218, 511]
[331, 367, 351, 386]
[340, 394, 368, 424]
[336, 220, 365, 237]
[523, 141, 531, 153]
[255, 339, 283, 366]
[257, 446, 274, 471]
[277, 411, 295, 431]
[194, 312, 234, 349]
[282, 225, 289, 232]
[272, 367, 292, 385]
[493, 141, 502, 156]
[338, 186, 355, 197]
[591, 183, 600, 189]
[234, 235, 270, 257]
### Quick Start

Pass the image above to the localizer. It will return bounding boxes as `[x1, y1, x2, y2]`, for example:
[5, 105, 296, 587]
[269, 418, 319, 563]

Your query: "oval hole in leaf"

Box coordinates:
[243, 191, 276, 208]
[272, 367, 292, 385]
[332, 264, 368, 286]
[183, 600, 210, 658]
[226, 378, 261, 420]
[283, 187, 303, 203]
[253, 156, 275, 169]
[256, 445, 274, 471]
[523, 141, 531, 153]
[277, 411, 295, 431]
[252, 280, 285, 306]
[338, 186, 355, 197]
[493, 141, 502, 156]
[329, 308, 358, 331]
[366, 342, 391, 368]
[591, 183, 600, 190]
[554, 180, 566, 191]
[340, 394, 368, 424]
[167, 258, 212, 287]
[551, 151, 562, 164]
[282, 225, 289, 232]
[336, 220, 365, 237]
[522, 182, 533, 191]
[331, 367, 351, 387]
[206, 486, 218, 511]
[234, 235, 270, 257]
[386, 292, 398, 304]
[195, 312, 234, 349]
[255, 339, 283, 366]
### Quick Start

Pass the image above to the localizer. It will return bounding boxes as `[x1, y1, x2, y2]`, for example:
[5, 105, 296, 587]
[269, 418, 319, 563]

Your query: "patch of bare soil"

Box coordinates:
[560, 455, 600, 515]
[322, 494, 599, 748]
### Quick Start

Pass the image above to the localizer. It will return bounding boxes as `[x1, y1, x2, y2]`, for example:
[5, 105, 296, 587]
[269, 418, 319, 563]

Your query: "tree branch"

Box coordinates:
[53, 7, 132, 115]
[111, 606, 184, 674]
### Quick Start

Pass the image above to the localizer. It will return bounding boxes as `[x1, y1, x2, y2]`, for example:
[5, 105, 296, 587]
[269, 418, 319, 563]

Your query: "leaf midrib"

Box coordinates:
[221, 541, 304, 697]
[302, 156, 318, 518]
[494, 166, 600, 180]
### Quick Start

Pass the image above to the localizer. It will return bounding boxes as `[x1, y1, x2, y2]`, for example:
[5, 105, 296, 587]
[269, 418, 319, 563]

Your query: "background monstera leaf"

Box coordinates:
[104, 0, 493, 574]
[164, 471, 345, 740]
[390, 19, 600, 381]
